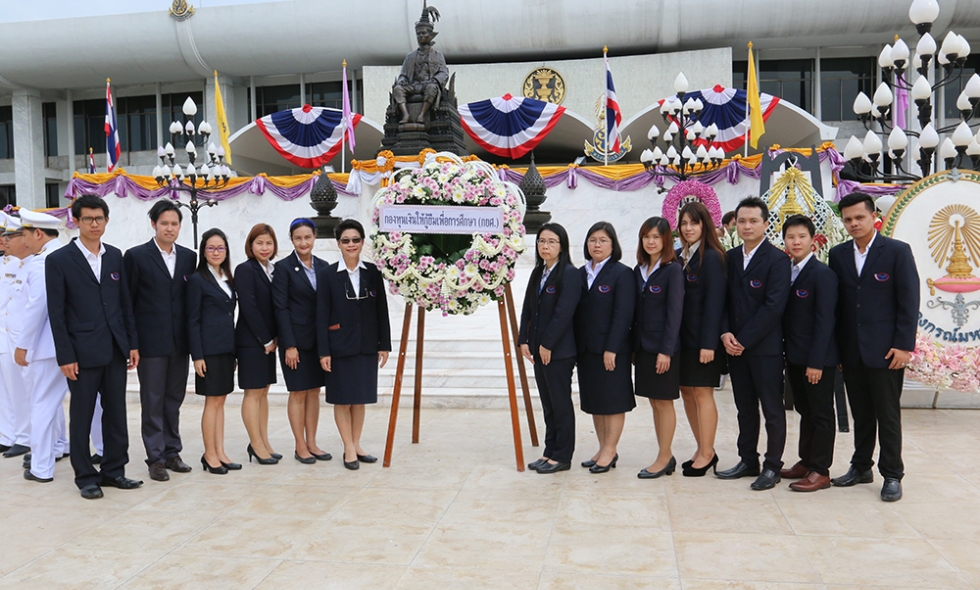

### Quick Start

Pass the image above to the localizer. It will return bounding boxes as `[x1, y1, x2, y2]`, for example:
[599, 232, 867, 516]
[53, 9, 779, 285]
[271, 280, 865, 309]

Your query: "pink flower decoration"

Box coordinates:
[662, 180, 723, 230]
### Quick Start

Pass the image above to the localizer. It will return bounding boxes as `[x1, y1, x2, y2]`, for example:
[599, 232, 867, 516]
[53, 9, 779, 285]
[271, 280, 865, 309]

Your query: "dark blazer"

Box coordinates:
[235, 259, 277, 349]
[723, 240, 791, 356]
[123, 238, 196, 358]
[186, 271, 236, 360]
[272, 251, 327, 351]
[783, 257, 840, 368]
[828, 233, 920, 369]
[574, 260, 636, 355]
[46, 240, 138, 368]
[316, 261, 392, 358]
[518, 263, 581, 361]
[676, 246, 727, 352]
[633, 261, 684, 357]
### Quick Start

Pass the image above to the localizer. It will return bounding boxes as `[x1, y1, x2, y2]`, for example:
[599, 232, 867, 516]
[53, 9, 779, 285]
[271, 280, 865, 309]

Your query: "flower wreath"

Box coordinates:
[371, 153, 526, 316]
[662, 180, 723, 230]
[907, 332, 980, 394]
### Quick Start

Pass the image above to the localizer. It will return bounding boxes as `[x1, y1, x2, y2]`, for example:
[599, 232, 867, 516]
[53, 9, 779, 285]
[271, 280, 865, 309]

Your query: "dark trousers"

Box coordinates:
[69, 350, 129, 489]
[137, 353, 189, 465]
[786, 364, 837, 476]
[842, 363, 905, 479]
[727, 354, 786, 472]
[533, 355, 576, 463]
[834, 370, 850, 432]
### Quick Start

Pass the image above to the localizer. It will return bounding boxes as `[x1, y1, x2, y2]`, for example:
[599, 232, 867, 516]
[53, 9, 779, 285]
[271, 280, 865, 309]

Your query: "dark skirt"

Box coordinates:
[279, 347, 324, 392]
[237, 346, 278, 390]
[195, 353, 235, 397]
[325, 353, 379, 405]
[679, 347, 725, 388]
[634, 350, 680, 400]
[577, 352, 636, 415]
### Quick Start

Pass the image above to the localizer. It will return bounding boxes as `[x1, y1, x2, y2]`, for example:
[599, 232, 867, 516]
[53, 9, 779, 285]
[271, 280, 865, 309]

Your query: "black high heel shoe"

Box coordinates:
[682, 454, 719, 477]
[270, 452, 283, 460]
[638, 457, 676, 479]
[201, 455, 228, 475]
[294, 452, 316, 465]
[581, 458, 598, 468]
[589, 453, 619, 474]
[220, 460, 242, 470]
[247, 444, 279, 465]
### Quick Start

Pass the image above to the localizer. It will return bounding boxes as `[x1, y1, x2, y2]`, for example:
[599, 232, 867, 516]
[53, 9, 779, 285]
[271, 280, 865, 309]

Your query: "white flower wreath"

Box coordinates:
[371, 153, 526, 316]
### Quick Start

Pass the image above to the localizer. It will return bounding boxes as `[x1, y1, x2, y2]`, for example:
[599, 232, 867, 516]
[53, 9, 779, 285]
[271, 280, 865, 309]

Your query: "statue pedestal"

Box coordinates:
[380, 95, 467, 157]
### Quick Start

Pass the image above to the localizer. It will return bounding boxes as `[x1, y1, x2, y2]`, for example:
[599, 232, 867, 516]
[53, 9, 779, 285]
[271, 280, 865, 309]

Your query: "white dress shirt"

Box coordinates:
[680, 241, 700, 268]
[209, 265, 232, 297]
[539, 261, 557, 293]
[742, 241, 762, 270]
[639, 258, 662, 283]
[791, 252, 813, 284]
[585, 257, 609, 289]
[259, 260, 274, 282]
[853, 231, 877, 277]
[154, 239, 177, 278]
[339, 259, 367, 296]
[75, 238, 106, 283]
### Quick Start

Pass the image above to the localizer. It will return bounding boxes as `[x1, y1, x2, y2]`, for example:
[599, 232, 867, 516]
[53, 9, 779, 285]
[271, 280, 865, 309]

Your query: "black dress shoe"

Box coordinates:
[164, 456, 192, 473]
[749, 468, 781, 490]
[220, 461, 242, 471]
[270, 452, 283, 460]
[100, 475, 144, 490]
[528, 458, 548, 471]
[881, 478, 903, 502]
[831, 466, 874, 487]
[90, 453, 102, 465]
[589, 453, 619, 474]
[638, 457, 676, 479]
[23, 470, 53, 483]
[682, 454, 719, 477]
[246, 445, 279, 465]
[201, 456, 228, 474]
[537, 461, 571, 474]
[56, 452, 69, 461]
[356, 454, 377, 463]
[294, 452, 316, 465]
[716, 461, 761, 480]
[313, 452, 333, 461]
[0, 443, 10, 453]
[3, 444, 30, 458]
[80, 484, 104, 499]
[343, 459, 360, 470]
[580, 458, 597, 468]
[148, 462, 170, 482]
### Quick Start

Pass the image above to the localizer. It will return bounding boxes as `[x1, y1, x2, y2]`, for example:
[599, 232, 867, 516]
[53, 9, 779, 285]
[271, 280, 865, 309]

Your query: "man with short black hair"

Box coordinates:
[828, 191, 919, 502]
[46, 194, 142, 499]
[124, 200, 196, 481]
[717, 196, 791, 491]
[780, 214, 839, 493]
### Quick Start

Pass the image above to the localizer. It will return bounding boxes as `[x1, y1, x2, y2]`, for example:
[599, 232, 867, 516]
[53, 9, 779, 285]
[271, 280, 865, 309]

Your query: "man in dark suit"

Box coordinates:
[717, 196, 791, 490]
[780, 215, 839, 493]
[123, 200, 197, 482]
[828, 192, 919, 502]
[46, 194, 142, 500]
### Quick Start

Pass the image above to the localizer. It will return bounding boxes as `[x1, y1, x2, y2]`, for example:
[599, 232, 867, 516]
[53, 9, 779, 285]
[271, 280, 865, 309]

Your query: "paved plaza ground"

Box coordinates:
[1, 391, 979, 589]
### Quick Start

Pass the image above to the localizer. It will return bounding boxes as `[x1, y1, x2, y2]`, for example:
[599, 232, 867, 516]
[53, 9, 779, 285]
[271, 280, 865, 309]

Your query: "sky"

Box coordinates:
[1, 0, 290, 23]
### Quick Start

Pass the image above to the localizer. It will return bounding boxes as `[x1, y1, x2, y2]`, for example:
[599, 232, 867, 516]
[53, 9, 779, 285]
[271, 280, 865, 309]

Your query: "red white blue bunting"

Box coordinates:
[459, 94, 566, 159]
[658, 85, 779, 153]
[256, 105, 362, 169]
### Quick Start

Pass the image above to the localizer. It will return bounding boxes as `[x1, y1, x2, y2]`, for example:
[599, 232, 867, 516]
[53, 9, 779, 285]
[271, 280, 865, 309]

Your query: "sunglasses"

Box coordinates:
[339, 237, 363, 245]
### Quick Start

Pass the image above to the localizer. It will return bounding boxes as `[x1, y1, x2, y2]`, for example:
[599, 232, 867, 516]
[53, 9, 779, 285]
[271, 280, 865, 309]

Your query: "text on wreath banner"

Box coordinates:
[379, 205, 505, 234]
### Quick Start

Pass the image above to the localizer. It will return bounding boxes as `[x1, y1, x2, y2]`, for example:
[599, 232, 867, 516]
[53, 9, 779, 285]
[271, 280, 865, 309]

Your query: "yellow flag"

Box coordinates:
[747, 42, 765, 149]
[214, 70, 232, 164]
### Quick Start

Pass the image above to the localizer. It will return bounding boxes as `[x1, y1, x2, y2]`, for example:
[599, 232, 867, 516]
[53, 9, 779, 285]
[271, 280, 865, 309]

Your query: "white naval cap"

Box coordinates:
[2, 214, 22, 236]
[18, 209, 62, 231]
[0, 211, 8, 231]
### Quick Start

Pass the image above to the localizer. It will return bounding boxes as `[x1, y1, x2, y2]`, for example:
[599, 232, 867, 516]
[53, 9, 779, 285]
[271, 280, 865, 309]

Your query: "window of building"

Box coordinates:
[249, 84, 302, 119]
[43, 102, 58, 157]
[733, 61, 748, 90]
[733, 59, 814, 113]
[0, 185, 15, 207]
[117, 95, 157, 152]
[944, 55, 980, 121]
[45, 183, 61, 209]
[821, 57, 875, 121]
[74, 98, 107, 156]
[307, 81, 363, 112]
[0, 106, 13, 159]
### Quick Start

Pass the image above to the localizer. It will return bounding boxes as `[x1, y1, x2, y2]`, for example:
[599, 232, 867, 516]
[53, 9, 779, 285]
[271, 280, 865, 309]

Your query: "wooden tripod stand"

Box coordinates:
[382, 282, 539, 471]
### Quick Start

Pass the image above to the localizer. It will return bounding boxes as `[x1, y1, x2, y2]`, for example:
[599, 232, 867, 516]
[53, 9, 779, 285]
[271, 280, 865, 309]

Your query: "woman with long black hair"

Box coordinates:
[519, 223, 581, 474]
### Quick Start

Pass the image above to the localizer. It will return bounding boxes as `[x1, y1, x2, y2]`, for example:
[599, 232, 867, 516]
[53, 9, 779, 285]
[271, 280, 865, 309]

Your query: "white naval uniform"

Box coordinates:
[16, 239, 69, 480]
[0, 254, 31, 448]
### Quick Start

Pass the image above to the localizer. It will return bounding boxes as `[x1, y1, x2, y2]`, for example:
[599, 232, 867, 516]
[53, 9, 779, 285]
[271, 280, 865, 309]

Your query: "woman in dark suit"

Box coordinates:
[676, 201, 727, 476]
[272, 218, 331, 464]
[187, 228, 239, 474]
[633, 217, 684, 479]
[519, 223, 580, 474]
[235, 224, 280, 465]
[575, 221, 636, 474]
[317, 219, 391, 470]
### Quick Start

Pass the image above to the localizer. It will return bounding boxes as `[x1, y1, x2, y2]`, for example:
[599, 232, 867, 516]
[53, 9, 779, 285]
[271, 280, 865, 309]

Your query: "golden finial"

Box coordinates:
[343, 59, 347, 68]
[895, 34, 900, 41]
[603, 45, 608, 54]
[748, 41, 753, 49]
[106, 77, 111, 84]
[213, 70, 218, 77]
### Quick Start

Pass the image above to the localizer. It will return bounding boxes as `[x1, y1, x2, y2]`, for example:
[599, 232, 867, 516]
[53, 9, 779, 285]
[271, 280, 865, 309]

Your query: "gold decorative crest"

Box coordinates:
[928, 204, 980, 278]
[169, 0, 195, 21]
[522, 68, 565, 104]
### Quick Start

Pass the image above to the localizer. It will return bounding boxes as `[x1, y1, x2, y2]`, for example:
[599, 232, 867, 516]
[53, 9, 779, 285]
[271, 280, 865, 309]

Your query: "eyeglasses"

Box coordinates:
[79, 216, 107, 225]
[345, 282, 368, 300]
[339, 237, 363, 245]
[587, 237, 611, 246]
[536, 239, 559, 246]
[205, 246, 226, 254]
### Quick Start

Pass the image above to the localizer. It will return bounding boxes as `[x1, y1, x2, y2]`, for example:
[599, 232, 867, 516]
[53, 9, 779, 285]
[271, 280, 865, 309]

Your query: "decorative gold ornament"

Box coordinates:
[522, 68, 565, 105]
[765, 166, 818, 234]
[169, 0, 195, 21]
[928, 204, 980, 280]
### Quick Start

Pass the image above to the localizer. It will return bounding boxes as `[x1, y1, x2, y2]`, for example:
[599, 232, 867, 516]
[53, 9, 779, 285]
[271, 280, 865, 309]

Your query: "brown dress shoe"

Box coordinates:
[789, 471, 831, 492]
[148, 462, 170, 482]
[165, 456, 193, 473]
[780, 461, 809, 479]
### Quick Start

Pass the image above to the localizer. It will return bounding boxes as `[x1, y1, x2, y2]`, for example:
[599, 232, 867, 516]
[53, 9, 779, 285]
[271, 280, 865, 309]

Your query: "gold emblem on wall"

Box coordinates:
[169, 0, 195, 21]
[926, 204, 980, 296]
[522, 68, 566, 104]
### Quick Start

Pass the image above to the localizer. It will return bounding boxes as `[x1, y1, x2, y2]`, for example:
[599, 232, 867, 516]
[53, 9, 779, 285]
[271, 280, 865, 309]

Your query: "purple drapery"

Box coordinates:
[63, 175, 356, 203]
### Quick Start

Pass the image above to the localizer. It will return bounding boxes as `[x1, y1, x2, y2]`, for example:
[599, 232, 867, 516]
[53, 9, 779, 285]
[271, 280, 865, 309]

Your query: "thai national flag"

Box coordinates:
[341, 60, 355, 154]
[88, 148, 96, 173]
[604, 50, 622, 155]
[105, 79, 121, 172]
